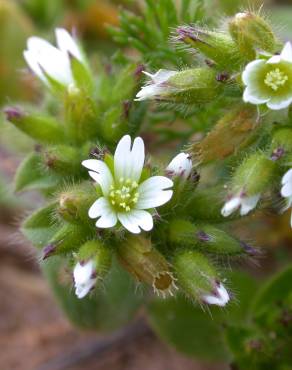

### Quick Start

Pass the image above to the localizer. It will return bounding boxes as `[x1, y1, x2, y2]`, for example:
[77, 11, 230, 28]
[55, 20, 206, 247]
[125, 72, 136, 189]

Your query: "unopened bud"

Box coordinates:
[173, 250, 230, 306]
[169, 219, 247, 256]
[4, 106, 24, 121]
[44, 223, 91, 257]
[57, 184, 98, 224]
[166, 153, 192, 179]
[174, 26, 243, 70]
[73, 240, 112, 298]
[43, 145, 83, 175]
[222, 152, 276, 217]
[229, 12, 277, 60]
[136, 68, 222, 105]
[4, 108, 65, 144]
[271, 128, 292, 164]
[118, 236, 177, 298]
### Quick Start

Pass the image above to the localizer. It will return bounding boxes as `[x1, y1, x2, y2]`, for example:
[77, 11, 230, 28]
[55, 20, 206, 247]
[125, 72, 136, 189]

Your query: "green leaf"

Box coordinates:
[42, 256, 143, 331]
[14, 152, 60, 192]
[147, 294, 230, 361]
[22, 202, 60, 248]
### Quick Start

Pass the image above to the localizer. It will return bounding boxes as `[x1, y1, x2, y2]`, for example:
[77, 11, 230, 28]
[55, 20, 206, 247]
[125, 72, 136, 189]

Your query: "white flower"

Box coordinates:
[135, 69, 178, 101]
[166, 152, 192, 179]
[280, 168, 292, 227]
[221, 193, 260, 217]
[202, 282, 230, 307]
[73, 260, 97, 299]
[242, 42, 292, 110]
[24, 28, 85, 87]
[82, 135, 173, 234]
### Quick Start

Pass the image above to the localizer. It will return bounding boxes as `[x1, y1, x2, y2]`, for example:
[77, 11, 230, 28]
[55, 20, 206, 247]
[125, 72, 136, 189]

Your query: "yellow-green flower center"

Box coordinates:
[264, 68, 288, 91]
[109, 178, 139, 212]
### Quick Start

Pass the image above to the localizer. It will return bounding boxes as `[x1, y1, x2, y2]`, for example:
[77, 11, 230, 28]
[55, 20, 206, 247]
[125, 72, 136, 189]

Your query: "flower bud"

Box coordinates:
[117, 236, 177, 298]
[43, 145, 83, 175]
[190, 105, 258, 165]
[166, 153, 192, 179]
[175, 26, 243, 70]
[73, 240, 112, 298]
[4, 107, 65, 144]
[57, 184, 98, 224]
[136, 68, 222, 104]
[173, 250, 230, 306]
[168, 219, 250, 256]
[73, 260, 97, 299]
[222, 152, 277, 217]
[229, 12, 277, 60]
[43, 223, 92, 258]
[270, 128, 292, 164]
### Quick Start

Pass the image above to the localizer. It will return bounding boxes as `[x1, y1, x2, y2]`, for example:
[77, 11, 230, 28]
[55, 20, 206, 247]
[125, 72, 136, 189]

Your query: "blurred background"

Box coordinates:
[1, 0, 292, 369]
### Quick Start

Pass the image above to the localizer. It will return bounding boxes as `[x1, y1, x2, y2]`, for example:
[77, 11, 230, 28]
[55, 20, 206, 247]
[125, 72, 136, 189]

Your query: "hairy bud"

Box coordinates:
[173, 250, 230, 306]
[175, 26, 243, 70]
[169, 219, 249, 256]
[229, 12, 277, 60]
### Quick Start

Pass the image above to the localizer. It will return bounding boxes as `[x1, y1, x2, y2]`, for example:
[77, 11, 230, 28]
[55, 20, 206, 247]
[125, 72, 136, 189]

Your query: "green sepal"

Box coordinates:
[173, 250, 218, 301]
[77, 240, 112, 279]
[14, 152, 60, 192]
[56, 182, 99, 224]
[47, 222, 95, 256]
[8, 112, 66, 144]
[70, 56, 94, 94]
[42, 144, 84, 176]
[21, 202, 60, 248]
[168, 219, 246, 256]
[41, 256, 142, 331]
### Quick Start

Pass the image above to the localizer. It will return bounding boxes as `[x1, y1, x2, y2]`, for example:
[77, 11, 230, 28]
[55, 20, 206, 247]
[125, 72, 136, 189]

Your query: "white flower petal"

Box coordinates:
[242, 59, 266, 85]
[23, 50, 47, 83]
[221, 197, 241, 217]
[26, 36, 73, 85]
[267, 96, 292, 110]
[143, 69, 177, 84]
[281, 181, 292, 198]
[243, 87, 269, 105]
[240, 194, 260, 216]
[136, 176, 173, 209]
[267, 55, 281, 64]
[203, 283, 230, 307]
[114, 135, 145, 182]
[82, 159, 113, 195]
[282, 168, 292, 185]
[74, 260, 96, 299]
[280, 42, 292, 63]
[55, 28, 83, 62]
[118, 210, 153, 234]
[166, 152, 192, 178]
[135, 84, 164, 101]
[88, 197, 117, 228]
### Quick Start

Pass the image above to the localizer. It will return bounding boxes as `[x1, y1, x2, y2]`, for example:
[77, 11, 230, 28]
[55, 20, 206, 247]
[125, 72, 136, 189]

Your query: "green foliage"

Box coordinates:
[109, 0, 207, 68]
[14, 152, 60, 192]
[22, 202, 60, 248]
[148, 294, 230, 361]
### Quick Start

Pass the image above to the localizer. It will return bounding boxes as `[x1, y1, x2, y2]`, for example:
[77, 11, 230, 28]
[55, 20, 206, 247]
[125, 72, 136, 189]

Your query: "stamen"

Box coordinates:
[108, 178, 140, 212]
[264, 68, 288, 91]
